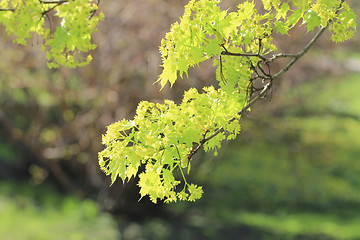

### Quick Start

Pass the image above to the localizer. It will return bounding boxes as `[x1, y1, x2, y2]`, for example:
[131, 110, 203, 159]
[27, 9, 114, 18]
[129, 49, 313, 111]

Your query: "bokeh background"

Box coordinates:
[0, 0, 359, 239]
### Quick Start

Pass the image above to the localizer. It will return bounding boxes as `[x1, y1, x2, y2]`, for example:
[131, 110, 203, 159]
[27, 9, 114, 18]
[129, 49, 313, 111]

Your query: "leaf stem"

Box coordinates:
[178, 164, 188, 191]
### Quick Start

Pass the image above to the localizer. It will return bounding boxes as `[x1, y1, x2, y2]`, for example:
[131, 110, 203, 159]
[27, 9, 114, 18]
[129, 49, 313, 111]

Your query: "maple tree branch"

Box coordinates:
[188, 0, 348, 167]
[187, 24, 330, 161]
[271, 0, 345, 79]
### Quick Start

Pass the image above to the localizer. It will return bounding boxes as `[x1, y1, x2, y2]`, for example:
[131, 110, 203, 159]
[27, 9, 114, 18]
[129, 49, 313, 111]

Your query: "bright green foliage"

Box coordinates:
[100, 0, 356, 203]
[158, 0, 357, 89]
[99, 86, 243, 203]
[158, 0, 275, 88]
[0, 0, 45, 45]
[0, 0, 356, 204]
[328, 2, 357, 42]
[0, 0, 103, 67]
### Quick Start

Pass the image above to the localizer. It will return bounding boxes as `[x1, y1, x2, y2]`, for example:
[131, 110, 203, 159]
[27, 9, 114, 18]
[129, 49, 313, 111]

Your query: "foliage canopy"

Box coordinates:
[1, 0, 356, 203]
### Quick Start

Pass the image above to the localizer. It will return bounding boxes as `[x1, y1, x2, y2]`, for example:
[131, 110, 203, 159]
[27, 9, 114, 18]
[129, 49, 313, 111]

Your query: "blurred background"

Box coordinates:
[0, 0, 359, 239]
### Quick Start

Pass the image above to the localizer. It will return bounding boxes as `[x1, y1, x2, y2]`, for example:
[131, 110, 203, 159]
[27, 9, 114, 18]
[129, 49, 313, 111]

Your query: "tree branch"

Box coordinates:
[89, 0, 101, 19]
[40, 0, 69, 4]
[187, 24, 330, 161]
[266, 53, 298, 62]
[272, 26, 328, 80]
[0, 1, 67, 14]
[221, 51, 266, 59]
[221, 45, 268, 61]
[0, 8, 15, 11]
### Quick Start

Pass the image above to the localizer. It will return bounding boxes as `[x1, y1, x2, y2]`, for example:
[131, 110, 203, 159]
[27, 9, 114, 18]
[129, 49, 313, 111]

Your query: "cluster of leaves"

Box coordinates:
[0, 0, 103, 67]
[99, 0, 356, 203]
[264, 0, 356, 38]
[99, 87, 244, 203]
[158, 0, 356, 89]
[158, 0, 276, 89]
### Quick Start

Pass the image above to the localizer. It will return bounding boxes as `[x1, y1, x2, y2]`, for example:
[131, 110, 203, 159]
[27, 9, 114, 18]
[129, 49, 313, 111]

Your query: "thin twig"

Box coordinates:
[41, 1, 65, 22]
[40, 0, 69, 4]
[266, 53, 298, 62]
[221, 50, 268, 61]
[89, 0, 101, 19]
[0, 8, 15, 11]
[0, 1, 67, 12]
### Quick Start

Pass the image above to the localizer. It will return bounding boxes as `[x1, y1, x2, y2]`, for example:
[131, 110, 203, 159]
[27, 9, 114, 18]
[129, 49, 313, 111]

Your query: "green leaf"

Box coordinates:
[158, 60, 178, 88]
[276, 2, 290, 20]
[204, 38, 223, 57]
[274, 21, 290, 35]
[108, 158, 126, 185]
[287, 9, 304, 26]
[204, 132, 225, 156]
[303, 10, 321, 32]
